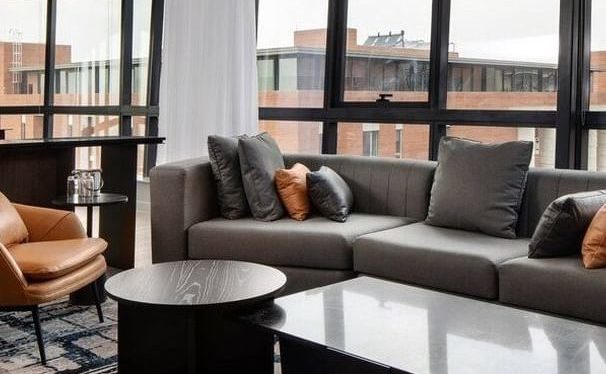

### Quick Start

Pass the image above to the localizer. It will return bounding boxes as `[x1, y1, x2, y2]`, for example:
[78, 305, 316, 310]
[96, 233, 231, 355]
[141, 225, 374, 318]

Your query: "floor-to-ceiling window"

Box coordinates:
[0, 0, 164, 177]
[257, 0, 599, 170]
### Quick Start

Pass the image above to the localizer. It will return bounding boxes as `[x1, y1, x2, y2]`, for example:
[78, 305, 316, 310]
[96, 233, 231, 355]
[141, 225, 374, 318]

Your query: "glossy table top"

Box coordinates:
[52, 193, 128, 207]
[105, 260, 287, 309]
[243, 276, 606, 374]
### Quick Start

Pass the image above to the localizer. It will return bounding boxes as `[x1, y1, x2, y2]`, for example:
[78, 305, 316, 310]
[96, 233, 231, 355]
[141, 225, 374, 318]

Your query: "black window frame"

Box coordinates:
[257, 0, 605, 170]
[0, 0, 165, 174]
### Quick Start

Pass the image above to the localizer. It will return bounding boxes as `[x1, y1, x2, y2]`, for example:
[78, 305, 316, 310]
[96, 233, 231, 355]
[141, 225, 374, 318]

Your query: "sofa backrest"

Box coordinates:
[284, 154, 437, 221]
[518, 168, 606, 237]
[285, 154, 606, 238]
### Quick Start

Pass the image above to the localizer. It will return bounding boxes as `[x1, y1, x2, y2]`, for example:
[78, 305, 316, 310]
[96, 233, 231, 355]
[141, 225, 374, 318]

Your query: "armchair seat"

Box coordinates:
[9, 238, 107, 281]
[24, 255, 107, 305]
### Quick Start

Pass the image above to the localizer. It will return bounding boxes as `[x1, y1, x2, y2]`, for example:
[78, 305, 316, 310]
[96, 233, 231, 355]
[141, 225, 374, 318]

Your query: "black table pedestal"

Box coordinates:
[117, 303, 275, 374]
[53, 194, 128, 306]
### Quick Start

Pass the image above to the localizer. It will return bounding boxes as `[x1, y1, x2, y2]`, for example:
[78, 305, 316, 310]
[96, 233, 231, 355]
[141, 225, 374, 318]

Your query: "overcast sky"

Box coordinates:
[258, 0, 606, 64]
[1, 0, 150, 62]
[2, 0, 606, 65]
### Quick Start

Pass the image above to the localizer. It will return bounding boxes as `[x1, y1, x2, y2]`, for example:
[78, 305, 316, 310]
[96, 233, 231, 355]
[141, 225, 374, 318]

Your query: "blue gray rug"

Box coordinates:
[0, 299, 117, 373]
[1, 299, 281, 373]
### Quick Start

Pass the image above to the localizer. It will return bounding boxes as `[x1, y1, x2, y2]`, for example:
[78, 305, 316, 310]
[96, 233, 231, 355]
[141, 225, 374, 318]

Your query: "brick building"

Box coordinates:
[1, 29, 606, 170]
[258, 28, 606, 169]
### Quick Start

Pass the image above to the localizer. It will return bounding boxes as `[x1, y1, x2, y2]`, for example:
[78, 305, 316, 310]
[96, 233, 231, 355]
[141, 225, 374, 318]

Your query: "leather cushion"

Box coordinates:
[275, 163, 311, 221]
[582, 203, 606, 268]
[188, 213, 415, 270]
[207, 135, 249, 219]
[307, 166, 354, 222]
[9, 238, 107, 281]
[238, 133, 285, 221]
[0, 192, 28, 246]
[529, 190, 606, 258]
[426, 137, 533, 239]
[354, 222, 529, 299]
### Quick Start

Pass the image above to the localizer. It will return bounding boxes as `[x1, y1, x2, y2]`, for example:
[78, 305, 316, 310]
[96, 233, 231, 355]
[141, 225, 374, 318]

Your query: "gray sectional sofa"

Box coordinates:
[150, 154, 606, 324]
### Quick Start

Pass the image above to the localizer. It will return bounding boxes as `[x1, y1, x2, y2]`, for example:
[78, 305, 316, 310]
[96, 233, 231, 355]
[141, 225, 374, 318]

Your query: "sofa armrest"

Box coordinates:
[150, 157, 219, 263]
[13, 204, 86, 242]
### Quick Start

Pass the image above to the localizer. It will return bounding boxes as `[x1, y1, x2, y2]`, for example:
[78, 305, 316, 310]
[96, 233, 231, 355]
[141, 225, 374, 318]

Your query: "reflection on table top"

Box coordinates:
[244, 276, 606, 374]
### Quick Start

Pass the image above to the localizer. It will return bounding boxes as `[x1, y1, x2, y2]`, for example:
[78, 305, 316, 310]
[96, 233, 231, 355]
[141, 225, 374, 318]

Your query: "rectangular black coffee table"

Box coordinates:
[242, 276, 606, 374]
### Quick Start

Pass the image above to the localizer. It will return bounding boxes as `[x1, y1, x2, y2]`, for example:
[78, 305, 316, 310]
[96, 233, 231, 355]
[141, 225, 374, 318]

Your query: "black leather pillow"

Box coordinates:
[426, 137, 533, 239]
[207, 135, 249, 219]
[307, 166, 354, 222]
[238, 132, 285, 221]
[529, 190, 606, 258]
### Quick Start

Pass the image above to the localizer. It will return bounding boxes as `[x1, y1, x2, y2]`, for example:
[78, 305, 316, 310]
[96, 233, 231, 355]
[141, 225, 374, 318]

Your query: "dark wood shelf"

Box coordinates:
[0, 136, 164, 150]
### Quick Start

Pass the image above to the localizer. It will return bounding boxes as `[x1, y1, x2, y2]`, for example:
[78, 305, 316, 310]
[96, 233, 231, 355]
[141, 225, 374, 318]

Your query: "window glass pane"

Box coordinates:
[591, 0, 606, 110]
[338, 123, 429, 160]
[133, 0, 152, 105]
[587, 130, 606, 171]
[53, 114, 119, 138]
[0, 1, 46, 106]
[132, 116, 147, 178]
[446, 126, 555, 168]
[344, 0, 432, 102]
[447, 0, 559, 110]
[0, 115, 43, 139]
[257, 0, 327, 108]
[259, 120, 322, 153]
[55, 0, 121, 106]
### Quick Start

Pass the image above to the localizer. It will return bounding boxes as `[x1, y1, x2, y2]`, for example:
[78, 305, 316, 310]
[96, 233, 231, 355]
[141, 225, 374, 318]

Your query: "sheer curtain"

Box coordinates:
[158, 0, 258, 163]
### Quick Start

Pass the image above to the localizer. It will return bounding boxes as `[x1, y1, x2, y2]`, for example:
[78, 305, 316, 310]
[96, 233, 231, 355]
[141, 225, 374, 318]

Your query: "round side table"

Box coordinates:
[105, 260, 287, 374]
[52, 193, 128, 305]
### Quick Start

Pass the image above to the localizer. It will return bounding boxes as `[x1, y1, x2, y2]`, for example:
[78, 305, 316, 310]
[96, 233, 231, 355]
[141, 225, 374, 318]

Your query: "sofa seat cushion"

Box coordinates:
[499, 256, 606, 324]
[353, 223, 529, 299]
[10, 238, 107, 281]
[188, 213, 415, 270]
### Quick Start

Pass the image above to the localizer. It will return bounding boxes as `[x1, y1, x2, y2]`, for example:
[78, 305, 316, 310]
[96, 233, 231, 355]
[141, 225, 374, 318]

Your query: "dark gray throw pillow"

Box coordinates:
[426, 136, 533, 239]
[238, 132, 285, 221]
[307, 166, 354, 222]
[207, 135, 249, 219]
[529, 190, 606, 258]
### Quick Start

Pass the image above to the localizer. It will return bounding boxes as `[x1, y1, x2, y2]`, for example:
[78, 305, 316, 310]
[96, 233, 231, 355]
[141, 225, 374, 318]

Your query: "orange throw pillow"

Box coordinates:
[582, 203, 606, 269]
[275, 163, 311, 221]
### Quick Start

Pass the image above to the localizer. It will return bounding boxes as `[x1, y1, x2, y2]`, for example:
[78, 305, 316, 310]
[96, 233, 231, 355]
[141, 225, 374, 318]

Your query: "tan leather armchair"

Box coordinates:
[0, 195, 107, 365]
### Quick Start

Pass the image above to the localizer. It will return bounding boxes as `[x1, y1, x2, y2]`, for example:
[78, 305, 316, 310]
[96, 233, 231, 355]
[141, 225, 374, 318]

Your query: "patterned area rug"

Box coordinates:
[1, 299, 281, 374]
[0, 299, 118, 373]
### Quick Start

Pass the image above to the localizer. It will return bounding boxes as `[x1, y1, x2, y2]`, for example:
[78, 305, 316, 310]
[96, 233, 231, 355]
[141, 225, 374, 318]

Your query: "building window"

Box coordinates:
[343, 0, 433, 102]
[363, 129, 379, 157]
[256, 0, 328, 108]
[447, 0, 560, 110]
[395, 126, 403, 158]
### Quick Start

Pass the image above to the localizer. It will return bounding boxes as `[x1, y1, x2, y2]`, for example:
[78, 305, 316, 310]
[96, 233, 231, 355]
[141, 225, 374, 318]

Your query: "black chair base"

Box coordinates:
[2, 280, 105, 366]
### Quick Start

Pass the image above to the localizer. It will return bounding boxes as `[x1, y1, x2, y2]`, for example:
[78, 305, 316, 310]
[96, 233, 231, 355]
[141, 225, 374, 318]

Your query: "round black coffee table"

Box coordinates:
[105, 260, 286, 374]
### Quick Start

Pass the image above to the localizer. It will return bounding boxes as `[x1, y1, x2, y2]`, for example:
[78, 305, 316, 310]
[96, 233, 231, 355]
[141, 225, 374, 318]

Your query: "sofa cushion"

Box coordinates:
[426, 137, 533, 239]
[354, 222, 529, 299]
[238, 132, 285, 221]
[188, 213, 415, 270]
[529, 190, 606, 258]
[9, 238, 107, 281]
[582, 203, 606, 269]
[275, 163, 311, 221]
[307, 166, 354, 222]
[499, 256, 606, 324]
[207, 135, 249, 219]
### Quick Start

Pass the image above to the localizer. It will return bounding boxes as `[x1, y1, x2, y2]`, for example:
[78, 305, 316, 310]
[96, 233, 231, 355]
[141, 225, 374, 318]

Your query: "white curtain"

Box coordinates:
[158, 0, 258, 163]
